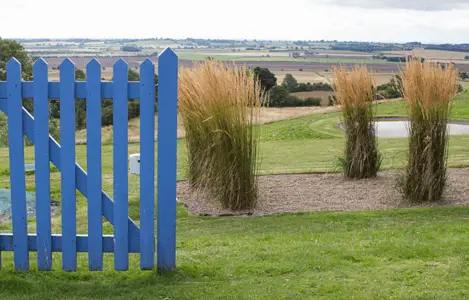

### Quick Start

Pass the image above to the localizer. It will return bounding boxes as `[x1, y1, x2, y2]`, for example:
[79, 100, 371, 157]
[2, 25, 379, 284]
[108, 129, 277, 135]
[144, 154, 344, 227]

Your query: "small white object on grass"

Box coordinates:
[129, 153, 140, 175]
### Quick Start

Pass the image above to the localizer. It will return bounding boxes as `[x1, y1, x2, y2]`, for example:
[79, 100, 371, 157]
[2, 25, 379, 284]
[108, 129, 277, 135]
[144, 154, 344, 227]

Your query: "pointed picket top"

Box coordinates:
[140, 58, 154, 76]
[87, 58, 101, 70]
[6, 57, 21, 69]
[113, 58, 128, 83]
[60, 58, 75, 69]
[33, 58, 48, 79]
[113, 58, 128, 69]
[158, 47, 177, 59]
[141, 58, 154, 68]
[34, 57, 48, 68]
[6, 58, 21, 81]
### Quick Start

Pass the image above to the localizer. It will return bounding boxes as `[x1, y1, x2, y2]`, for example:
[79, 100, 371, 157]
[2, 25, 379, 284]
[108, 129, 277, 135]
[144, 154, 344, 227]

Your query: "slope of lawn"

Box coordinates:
[1, 207, 469, 299]
[0, 93, 469, 299]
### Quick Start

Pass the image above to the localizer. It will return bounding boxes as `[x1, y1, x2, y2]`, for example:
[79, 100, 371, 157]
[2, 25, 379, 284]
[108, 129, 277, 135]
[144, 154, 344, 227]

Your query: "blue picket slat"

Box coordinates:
[60, 58, 77, 271]
[6, 59, 29, 271]
[86, 59, 103, 271]
[113, 59, 129, 271]
[139, 59, 155, 270]
[157, 48, 178, 271]
[34, 58, 52, 271]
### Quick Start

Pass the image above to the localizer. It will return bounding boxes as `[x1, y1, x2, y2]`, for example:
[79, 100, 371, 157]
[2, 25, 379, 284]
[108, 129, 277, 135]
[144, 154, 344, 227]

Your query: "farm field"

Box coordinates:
[176, 52, 394, 65]
[2, 95, 469, 298]
[274, 71, 396, 85]
[40, 47, 469, 82]
[384, 48, 469, 61]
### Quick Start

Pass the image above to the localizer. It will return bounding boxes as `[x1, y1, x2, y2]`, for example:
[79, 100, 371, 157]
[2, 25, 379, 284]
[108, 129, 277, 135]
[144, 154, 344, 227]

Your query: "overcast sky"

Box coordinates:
[1, 0, 469, 43]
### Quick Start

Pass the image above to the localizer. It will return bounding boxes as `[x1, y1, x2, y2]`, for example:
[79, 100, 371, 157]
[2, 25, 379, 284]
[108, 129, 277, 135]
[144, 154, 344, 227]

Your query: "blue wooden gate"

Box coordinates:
[0, 48, 178, 271]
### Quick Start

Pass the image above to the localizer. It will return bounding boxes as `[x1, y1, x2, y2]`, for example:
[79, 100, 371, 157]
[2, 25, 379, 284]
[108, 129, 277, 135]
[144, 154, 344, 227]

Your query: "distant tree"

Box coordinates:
[465, 56, 469, 60]
[75, 68, 86, 80]
[100, 69, 158, 127]
[0, 111, 7, 147]
[291, 52, 300, 59]
[121, 45, 142, 52]
[128, 69, 140, 81]
[460, 72, 469, 81]
[0, 38, 60, 143]
[268, 85, 289, 107]
[376, 75, 403, 99]
[282, 74, 299, 92]
[253, 67, 277, 92]
[0, 38, 33, 81]
[75, 69, 86, 129]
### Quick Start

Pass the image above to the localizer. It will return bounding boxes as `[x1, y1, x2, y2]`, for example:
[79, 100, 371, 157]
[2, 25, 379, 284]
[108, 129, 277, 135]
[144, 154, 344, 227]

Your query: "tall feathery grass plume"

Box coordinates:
[332, 65, 381, 179]
[398, 58, 458, 203]
[178, 60, 264, 210]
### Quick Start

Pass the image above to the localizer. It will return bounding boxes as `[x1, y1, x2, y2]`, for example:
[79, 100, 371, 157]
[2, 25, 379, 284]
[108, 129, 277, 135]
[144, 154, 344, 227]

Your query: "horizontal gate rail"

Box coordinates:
[0, 234, 139, 253]
[0, 81, 146, 99]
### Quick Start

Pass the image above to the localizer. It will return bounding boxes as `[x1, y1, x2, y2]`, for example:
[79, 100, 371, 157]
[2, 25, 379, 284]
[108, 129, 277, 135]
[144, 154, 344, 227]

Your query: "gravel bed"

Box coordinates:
[177, 168, 469, 216]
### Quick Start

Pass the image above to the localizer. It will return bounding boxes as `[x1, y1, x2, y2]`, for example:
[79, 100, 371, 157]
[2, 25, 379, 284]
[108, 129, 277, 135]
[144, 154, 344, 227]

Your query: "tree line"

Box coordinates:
[253, 67, 333, 107]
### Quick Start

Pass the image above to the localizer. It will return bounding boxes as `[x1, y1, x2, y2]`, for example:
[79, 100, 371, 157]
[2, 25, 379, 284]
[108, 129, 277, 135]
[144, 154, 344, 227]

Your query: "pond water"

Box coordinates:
[0, 188, 37, 220]
[375, 121, 469, 138]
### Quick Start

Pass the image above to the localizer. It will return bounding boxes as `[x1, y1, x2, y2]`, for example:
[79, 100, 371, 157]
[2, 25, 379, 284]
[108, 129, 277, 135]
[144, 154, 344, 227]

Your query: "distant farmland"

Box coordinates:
[43, 51, 469, 81]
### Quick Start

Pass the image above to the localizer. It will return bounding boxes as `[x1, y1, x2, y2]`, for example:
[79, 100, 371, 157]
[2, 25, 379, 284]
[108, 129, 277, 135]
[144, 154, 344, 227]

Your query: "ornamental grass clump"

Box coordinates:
[332, 65, 381, 179]
[398, 59, 458, 203]
[178, 60, 263, 210]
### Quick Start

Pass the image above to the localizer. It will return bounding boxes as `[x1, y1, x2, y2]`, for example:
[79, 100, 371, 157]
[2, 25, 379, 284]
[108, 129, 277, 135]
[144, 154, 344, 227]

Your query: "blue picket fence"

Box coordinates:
[0, 48, 178, 271]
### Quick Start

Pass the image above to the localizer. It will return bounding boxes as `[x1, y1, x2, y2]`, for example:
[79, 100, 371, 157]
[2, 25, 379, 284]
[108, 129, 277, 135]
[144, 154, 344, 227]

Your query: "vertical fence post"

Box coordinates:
[139, 59, 155, 270]
[113, 59, 129, 271]
[7, 58, 29, 271]
[34, 58, 52, 271]
[157, 48, 178, 271]
[86, 59, 103, 271]
[60, 58, 77, 271]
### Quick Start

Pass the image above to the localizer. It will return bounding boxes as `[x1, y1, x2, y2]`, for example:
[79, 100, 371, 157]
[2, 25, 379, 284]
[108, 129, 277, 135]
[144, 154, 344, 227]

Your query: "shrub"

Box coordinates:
[397, 59, 458, 203]
[269, 93, 321, 108]
[284, 95, 303, 107]
[268, 85, 289, 107]
[303, 97, 321, 106]
[332, 65, 381, 179]
[377, 75, 402, 99]
[179, 60, 264, 210]
[0, 111, 7, 147]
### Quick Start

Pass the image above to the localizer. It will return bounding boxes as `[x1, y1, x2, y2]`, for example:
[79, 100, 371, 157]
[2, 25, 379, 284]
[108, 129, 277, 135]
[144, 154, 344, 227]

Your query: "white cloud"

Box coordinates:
[324, 0, 469, 11]
[0, 0, 468, 43]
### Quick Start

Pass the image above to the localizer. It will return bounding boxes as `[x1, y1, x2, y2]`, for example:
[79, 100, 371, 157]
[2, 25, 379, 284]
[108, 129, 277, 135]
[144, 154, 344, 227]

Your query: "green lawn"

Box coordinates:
[2, 207, 469, 299]
[1, 93, 469, 299]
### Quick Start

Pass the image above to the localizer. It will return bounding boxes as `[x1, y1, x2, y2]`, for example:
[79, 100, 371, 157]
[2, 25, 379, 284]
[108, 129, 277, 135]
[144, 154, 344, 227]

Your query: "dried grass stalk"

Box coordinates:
[178, 60, 263, 210]
[332, 65, 381, 179]
[398, 59, 458, 203]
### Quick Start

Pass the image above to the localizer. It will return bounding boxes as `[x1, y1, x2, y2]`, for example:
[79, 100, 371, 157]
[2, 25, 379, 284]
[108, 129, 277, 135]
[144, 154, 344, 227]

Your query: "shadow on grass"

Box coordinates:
[0, 268, 203, 299]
